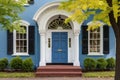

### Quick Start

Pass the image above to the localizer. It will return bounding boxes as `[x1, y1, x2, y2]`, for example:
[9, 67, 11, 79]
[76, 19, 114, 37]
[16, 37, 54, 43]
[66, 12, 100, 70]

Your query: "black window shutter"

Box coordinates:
[7, 30, 13, 55]
[28, 0, 34, 4]
[28, 26, 35, 54]
[103, 25, 109, 54]
[82, 25, 88, 54]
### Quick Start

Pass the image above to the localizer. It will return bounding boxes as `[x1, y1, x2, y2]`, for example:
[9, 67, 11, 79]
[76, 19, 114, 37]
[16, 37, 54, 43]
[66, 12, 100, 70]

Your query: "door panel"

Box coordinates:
[52, 32, 68, 63]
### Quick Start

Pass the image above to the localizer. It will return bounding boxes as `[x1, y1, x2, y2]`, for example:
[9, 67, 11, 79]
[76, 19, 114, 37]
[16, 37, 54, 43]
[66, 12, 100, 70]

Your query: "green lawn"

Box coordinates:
[0, 71, 115, 78]
[82, 71, 115, 78]
[0, 72, 35, 78]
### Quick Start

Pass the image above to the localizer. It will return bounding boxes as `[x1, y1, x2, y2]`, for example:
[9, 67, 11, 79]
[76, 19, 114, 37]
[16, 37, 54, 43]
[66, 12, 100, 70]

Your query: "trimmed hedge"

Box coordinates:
[22, 58, 33, 72]
[84, 57, 115, 71]
[84, 58, 97, 71]
[10, 56, 23, 70]
[0, 57, 34, 71]
[97, 58, 108, 70]
[0, 58, 8, 70]
[106, 57, 115, 70]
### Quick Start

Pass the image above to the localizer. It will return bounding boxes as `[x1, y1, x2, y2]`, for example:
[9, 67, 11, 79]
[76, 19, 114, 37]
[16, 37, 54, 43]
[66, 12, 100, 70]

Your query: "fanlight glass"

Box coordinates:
[48, 17, 72, 29]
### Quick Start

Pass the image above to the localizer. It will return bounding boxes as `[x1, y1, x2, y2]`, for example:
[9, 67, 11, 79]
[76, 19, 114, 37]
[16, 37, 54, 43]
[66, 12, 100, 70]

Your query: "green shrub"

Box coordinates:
[0, 58, 8, 70]
[97, 58, 108, 70]
[84, 58, 97, 71]
[22, 58, 33, 72]
[106, 57, 115, 70]
[10, 56, 22, 70]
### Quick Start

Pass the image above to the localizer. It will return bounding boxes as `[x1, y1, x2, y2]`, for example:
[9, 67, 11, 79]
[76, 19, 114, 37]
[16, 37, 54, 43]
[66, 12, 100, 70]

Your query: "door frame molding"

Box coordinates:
[46, 30, 73, 64]
[33, 2, 82, 66]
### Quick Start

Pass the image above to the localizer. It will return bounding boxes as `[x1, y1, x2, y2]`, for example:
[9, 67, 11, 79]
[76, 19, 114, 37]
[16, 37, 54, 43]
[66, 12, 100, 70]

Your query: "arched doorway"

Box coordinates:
[33, 1, 81, 66]
[46, 15, 73, 63]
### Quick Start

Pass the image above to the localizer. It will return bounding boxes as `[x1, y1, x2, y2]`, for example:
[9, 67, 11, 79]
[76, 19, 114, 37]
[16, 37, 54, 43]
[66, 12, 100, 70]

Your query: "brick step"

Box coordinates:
[38, 66, 81, 69]
[37, 69, 81, 72]
[36, 65, 82, 77]
[36, 72, 82, 77]
[37, 68, 81, 72]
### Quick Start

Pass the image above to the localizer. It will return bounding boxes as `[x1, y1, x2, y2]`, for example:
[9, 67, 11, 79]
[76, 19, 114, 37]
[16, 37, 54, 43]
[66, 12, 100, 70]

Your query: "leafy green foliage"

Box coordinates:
[0, 0, 27, 32]
[0, 58, 8, 70]
[97, 58, 108, 70]
[107, 57, 115, 70]
[22, 58, 33, 72]
[10, 56, 22, 70]
[84, 58, 97, 71]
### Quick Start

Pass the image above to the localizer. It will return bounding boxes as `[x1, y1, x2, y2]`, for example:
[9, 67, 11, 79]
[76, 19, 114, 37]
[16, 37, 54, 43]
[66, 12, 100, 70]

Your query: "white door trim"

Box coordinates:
[33, 2, 81, 66]
[46, 30, 73, 63]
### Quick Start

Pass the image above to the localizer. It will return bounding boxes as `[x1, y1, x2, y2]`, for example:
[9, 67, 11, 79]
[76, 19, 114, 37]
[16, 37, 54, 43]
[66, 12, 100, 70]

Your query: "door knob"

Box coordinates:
[57, 49, 62, 52]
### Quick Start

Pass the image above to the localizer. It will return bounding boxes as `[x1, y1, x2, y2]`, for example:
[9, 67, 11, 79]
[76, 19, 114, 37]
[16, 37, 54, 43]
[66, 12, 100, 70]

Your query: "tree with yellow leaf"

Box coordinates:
[60, 0, 120, 80]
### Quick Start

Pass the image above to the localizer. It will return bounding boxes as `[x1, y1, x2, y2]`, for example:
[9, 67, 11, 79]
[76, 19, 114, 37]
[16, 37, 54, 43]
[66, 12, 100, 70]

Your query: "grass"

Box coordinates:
[82, 71, 115, 78]
[0, 71, 115, 78]
[0, 72, 35, 78]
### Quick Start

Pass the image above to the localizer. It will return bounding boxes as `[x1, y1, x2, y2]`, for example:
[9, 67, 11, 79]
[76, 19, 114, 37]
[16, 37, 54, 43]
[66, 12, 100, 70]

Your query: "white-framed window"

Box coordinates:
[13, 20, 30, 56]
[88, 25, 103, 55]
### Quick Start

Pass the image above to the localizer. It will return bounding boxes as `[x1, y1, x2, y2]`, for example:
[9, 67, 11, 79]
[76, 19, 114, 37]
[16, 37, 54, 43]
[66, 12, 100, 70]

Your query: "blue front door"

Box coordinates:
[52, 32, 68, 63]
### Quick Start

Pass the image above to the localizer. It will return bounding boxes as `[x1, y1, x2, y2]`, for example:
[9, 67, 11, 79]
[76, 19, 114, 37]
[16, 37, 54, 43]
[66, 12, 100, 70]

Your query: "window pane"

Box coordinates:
[16, 33, 19, 39]
[20, 47, 24, 52]
[89, 28, 100, 53]
[90, 40, 93, 45]
[16, 40, 19, 47]
[16, 47, 19, 52]
[90, 33, 93, 39]
[97, 33, 100, 39]
[97, 40, 100, 45]
[16, 26, 27, 53]
[20, 41, 24, 47]
[24, 47, 27, 52]
[24, 34, 26, 39]
[20, 34, 23, 39]
[24, 40, 27, 46]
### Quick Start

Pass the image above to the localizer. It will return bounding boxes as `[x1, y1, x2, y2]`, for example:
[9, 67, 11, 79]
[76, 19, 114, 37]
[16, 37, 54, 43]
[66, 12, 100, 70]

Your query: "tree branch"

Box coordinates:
[106, 0, 119, 37]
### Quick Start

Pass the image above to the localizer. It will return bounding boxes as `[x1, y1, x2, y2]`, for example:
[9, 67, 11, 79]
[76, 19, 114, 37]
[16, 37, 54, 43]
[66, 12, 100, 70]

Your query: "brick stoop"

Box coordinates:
[35, 65, 82, 77]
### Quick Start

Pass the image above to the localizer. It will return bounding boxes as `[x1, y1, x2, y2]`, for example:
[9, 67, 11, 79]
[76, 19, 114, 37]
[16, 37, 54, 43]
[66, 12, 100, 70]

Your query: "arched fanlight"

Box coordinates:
[48, 15, 72, 29]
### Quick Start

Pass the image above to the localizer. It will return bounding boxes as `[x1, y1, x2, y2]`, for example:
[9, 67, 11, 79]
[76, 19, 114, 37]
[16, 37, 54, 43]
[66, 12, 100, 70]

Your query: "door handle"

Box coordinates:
[57, 49, 62, 52]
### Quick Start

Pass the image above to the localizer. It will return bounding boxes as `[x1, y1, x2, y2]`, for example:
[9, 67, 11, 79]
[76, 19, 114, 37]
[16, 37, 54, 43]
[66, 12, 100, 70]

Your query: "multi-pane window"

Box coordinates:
[89, 28, 101, 54]
[15, 26, 28, 53]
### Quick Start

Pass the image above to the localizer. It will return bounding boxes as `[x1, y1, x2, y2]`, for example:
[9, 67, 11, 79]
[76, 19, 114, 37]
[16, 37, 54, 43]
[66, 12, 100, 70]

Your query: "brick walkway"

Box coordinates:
[0, 77, 114, 80]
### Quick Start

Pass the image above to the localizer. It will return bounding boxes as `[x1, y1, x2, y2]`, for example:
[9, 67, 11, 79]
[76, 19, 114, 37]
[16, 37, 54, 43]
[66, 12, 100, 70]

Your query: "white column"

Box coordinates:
[73, 32, 80, 66]
[39, 32, 46, 66]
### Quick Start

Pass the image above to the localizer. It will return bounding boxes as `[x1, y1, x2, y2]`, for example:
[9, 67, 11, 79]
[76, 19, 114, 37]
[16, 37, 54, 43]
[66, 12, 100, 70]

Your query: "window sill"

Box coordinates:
[24, 4, 30, 7]
[12, 53, 29, 56]
[87, 54, 104, 56]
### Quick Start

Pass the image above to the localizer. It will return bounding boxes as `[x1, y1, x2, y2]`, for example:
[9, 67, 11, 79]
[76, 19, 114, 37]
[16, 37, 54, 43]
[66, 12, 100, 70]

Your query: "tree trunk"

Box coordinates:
[106, 0, 120, 79]
[110, 15, 120, 80]
[115, 35, 120, 80]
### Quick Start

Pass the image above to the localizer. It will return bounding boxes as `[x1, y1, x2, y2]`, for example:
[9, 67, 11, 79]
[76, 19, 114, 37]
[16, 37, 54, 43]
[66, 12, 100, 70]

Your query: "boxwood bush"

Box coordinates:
[97, 58, 108, 70]
[84, 58, 97, 71]
[0, 58, 8, 70]
[106, 57, 115, 70]
[10, 56, 22, 70]
[22, 58, 33, 72]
